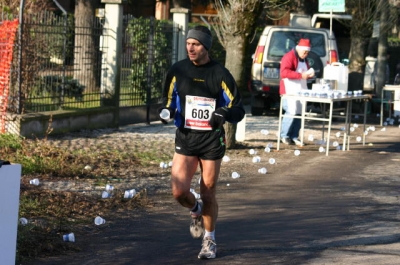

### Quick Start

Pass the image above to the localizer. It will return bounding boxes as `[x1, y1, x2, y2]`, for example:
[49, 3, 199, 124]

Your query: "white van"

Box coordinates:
[249, 24, 339, 115]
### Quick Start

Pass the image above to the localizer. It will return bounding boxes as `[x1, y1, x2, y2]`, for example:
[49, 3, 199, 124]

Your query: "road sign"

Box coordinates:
[319, 0, 345, 12]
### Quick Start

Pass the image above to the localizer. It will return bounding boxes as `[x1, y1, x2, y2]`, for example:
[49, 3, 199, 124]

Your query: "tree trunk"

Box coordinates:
[224, 34, 247, 148]
[376, 0, 390, 96]
[348, 36, 369, 92]
[224, 34, 247, 92]
[74, 0, 98, 92]
[212, 0, 263, 149]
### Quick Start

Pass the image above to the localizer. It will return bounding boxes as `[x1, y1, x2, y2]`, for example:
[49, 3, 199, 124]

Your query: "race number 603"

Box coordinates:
[192, 108, 210, 119]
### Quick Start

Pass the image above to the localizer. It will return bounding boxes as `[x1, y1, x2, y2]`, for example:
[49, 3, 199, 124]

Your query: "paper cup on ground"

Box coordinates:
[63, 233, 75, 242]
[124, 189, 136, 199]
[94, 216, 106, 225]
[268, 158, 276, 164]
[19, 217, 28, 225]
[29, 178, 40, 186]
[102, 191, 111, 198]
[105, 184, 114, 191]
[231, 172, 240, 179]
[258, 167, 267, 174]
[222, 155, 230, 162]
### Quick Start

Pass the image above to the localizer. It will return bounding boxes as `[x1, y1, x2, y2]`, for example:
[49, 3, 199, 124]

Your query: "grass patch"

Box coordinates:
[0, 132, 172, 263]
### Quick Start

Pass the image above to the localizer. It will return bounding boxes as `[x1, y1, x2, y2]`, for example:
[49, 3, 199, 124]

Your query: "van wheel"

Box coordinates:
[306, 51, 324, 78]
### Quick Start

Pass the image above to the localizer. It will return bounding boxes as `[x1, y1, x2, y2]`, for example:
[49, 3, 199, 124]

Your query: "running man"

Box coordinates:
[159, 25, 245, 259]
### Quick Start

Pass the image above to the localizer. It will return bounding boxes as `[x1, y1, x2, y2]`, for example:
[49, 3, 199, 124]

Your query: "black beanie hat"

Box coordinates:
[186, 26, 212, 50]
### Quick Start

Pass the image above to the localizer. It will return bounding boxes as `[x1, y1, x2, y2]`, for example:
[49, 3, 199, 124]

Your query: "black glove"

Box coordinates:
[209, 108, 228, 128]
[158, 107, 174, 124]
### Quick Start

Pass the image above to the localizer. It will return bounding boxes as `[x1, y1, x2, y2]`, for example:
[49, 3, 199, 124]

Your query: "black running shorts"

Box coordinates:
[175, 128, 226, 160]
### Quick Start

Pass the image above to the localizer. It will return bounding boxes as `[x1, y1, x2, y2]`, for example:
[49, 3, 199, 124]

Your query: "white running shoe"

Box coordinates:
[198, 236, 217, 259]
[190, 200, 204, 239]
[292, 138, 304, 147]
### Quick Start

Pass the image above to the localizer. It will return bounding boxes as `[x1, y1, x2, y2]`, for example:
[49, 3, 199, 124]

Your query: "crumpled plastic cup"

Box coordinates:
[159, 109, 170, 120]
[231, 172, 240, 179]
[94, 216, 106, 225]
[19, 218, 28, 225]
[222, 155, 230, 162]
[124, 189, 136, 199]
[29, 178, 40, 186]
[258, 167, 267, 174]
[63, 232, 75, 242]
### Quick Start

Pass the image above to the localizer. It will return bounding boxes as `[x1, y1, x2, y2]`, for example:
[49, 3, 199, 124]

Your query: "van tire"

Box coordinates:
[306, 51, 324, 78]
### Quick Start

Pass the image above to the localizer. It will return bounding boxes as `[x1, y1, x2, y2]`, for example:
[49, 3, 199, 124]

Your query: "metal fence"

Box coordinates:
[120, 16, 178, 107]
[4, 11, 178, 115]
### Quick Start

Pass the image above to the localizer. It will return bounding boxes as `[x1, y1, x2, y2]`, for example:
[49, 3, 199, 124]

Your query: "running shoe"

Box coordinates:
[281, 137, 292, 145]
[190, 200, 204, 239]
[292, 138, 305, 147]
[198, 236, 217, 259]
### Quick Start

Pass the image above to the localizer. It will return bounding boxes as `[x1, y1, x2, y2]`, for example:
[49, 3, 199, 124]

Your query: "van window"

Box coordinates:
[267, 31, 326, 59]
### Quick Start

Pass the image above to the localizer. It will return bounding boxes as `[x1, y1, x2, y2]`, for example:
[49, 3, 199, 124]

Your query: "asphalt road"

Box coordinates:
[24, 110, 400, 265]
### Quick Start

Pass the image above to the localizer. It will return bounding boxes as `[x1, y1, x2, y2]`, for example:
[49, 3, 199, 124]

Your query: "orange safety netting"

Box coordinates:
[0, 19, 19, 133]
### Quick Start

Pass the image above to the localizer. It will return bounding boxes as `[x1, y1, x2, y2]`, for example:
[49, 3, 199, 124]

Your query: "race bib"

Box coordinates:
[184, 95, 216, 130]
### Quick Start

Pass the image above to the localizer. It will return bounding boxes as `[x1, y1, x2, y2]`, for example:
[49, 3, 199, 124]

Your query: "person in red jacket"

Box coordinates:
[279, 38, 314, 146]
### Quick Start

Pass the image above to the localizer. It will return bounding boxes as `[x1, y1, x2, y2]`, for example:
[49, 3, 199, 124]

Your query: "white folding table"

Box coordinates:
[277, 94, 369, 156]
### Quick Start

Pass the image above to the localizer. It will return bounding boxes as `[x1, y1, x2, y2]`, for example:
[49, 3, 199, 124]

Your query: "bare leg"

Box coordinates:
[170, 153, 199, 209]
[198, 158, 221, 232]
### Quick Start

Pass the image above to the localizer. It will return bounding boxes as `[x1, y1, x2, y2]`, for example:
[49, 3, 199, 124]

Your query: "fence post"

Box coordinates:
[100, 1, 123, 120]
[146, 17, 155, 124]
[171, 8, 189, 62]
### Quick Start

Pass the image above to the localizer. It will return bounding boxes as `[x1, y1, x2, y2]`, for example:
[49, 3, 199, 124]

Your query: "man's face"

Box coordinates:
[186, 39, 208, 65]
[298, 49, 309, 59]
